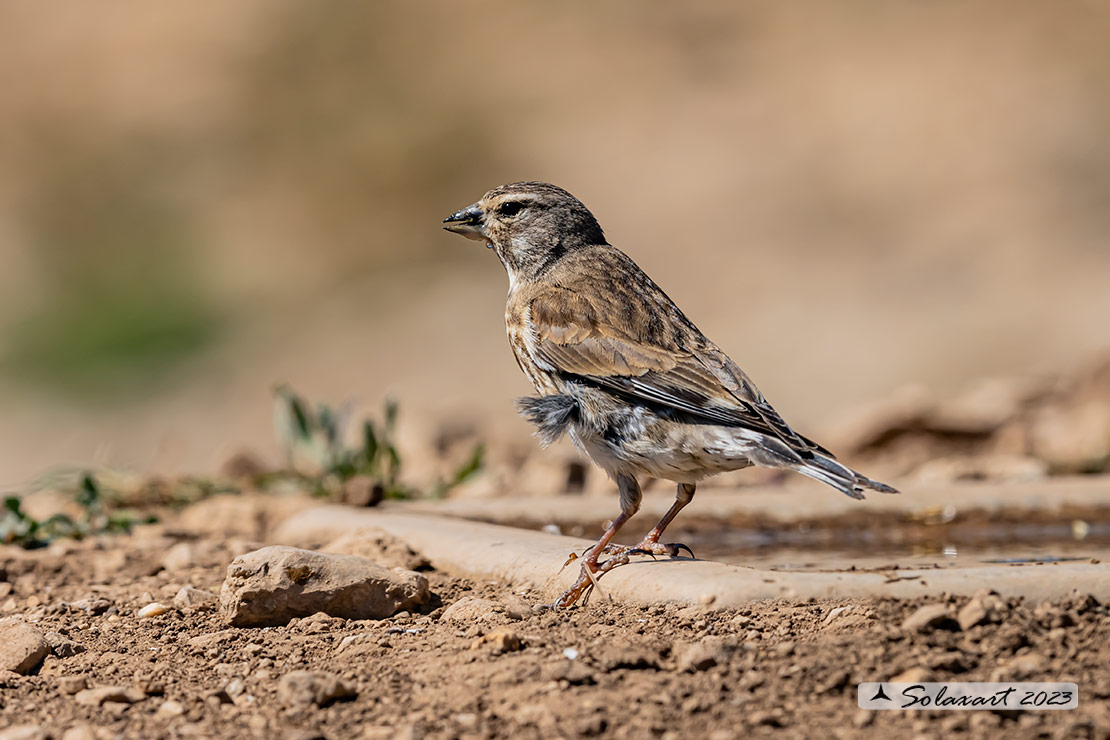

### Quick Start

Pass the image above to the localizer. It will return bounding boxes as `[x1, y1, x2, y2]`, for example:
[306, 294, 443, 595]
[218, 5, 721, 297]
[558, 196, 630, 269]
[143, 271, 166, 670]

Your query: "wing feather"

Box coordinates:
[527, 284, 827, 457]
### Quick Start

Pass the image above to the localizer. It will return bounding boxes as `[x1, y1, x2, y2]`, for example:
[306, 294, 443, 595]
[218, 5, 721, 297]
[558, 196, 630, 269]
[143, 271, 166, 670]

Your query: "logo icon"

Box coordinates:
[870, 685, 892, 702]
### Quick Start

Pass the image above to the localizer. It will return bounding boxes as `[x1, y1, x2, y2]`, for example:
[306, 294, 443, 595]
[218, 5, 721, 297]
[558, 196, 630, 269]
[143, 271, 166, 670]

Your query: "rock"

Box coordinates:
[470, 627, 522, 654]
[0, 726, 45, 740]
[44, 632, 86, 658]
[137, 603, 168, 618]
[438, 597, 510, 626]
[322, 528, 429, 572]
[0, 620, 50, 674]
[901, 604, 958, 633]
[161, 543, 197, 572]
[74, 686, 147, 706]
[173, 586, 218, 610]
[676, 639, 735, 672]
[220, 546, 429, 627]
[277, 670, 356, 708]
[58, 676, 88, 695]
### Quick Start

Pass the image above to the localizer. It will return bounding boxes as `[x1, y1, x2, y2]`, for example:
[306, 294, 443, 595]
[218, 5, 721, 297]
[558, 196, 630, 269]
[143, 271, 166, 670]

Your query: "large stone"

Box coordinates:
[0, 620, 50, 674]
[219, 546, 429, 627]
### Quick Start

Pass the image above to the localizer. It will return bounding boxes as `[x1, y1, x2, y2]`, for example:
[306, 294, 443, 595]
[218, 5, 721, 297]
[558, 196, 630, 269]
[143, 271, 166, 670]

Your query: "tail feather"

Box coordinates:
[796, 453, 899, 500]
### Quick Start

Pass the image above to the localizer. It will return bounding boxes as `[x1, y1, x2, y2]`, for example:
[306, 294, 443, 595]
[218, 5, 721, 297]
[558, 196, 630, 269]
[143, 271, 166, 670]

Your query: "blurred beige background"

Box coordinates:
[1, 1, 1108, 486]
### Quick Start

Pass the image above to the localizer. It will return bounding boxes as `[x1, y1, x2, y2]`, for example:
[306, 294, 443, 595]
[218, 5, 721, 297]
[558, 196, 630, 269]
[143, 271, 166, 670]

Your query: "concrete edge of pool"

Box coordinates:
[273, 506, 1110, 606]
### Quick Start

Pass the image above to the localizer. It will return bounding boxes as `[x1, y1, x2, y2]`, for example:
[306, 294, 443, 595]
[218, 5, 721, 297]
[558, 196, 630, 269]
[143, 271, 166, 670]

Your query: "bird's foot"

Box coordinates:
[628, 539, 695, 559]
[562, 543, 630, 568]
[554, 549, 635, 609]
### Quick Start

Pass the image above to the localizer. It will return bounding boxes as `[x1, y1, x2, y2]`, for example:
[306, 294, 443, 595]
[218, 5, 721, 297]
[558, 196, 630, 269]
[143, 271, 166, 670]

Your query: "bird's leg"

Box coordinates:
[630, 482, 696, 559]
[555, 474, 641, 609]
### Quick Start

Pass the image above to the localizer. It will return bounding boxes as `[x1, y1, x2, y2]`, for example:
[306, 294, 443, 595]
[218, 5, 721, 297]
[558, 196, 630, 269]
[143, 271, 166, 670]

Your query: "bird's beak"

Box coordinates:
[442, 204, 487, 241]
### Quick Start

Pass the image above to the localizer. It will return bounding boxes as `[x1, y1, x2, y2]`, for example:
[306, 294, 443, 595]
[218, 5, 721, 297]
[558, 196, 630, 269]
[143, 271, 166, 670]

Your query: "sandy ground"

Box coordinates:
[1, 511, 1109, 740]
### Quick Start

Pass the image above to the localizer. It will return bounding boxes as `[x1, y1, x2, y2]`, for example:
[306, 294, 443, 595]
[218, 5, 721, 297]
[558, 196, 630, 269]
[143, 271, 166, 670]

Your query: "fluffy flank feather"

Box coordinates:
[516, 394, 580, 447]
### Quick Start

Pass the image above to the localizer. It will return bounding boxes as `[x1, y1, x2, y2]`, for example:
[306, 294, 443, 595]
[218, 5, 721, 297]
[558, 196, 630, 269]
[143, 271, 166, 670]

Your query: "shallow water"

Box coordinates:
[682, 521, 1110, 572]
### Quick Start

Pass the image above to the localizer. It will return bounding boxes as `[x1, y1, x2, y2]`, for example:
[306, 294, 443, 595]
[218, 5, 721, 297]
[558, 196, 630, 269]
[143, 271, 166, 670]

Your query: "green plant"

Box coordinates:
[272, 385, 483, 500]
[0, 473, 155, 548]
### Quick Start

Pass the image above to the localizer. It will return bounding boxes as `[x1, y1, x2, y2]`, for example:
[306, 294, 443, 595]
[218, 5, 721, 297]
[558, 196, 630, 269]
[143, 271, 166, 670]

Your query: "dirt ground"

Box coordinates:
[1, 518, 1108, 740]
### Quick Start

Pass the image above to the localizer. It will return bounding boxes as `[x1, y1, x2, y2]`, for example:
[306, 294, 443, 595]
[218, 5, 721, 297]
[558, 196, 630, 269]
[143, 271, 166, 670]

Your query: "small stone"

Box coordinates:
[0, 726, 45, 740]
[58, 676, 88, 695]
[0, 620, 50, 675]
[220, 546, 429, 627]
[106, 615, 121, 623]
[470, 627, 522, 654]
[277, 670, 356, 708]
[901, 604, 958, 633]
[44, 631, 85, 658]
[173, 586, 217, 611]
[137, 603, 168, 618]
[74, 686, 147, 706]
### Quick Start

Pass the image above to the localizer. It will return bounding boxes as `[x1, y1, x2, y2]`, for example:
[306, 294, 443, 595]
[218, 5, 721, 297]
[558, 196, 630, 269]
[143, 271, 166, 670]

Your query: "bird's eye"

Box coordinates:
[498, 201, 524, 217]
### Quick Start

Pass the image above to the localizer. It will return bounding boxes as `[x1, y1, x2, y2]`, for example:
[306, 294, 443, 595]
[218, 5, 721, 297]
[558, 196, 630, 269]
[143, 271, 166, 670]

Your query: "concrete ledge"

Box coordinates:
[274, 506, 1110, 605]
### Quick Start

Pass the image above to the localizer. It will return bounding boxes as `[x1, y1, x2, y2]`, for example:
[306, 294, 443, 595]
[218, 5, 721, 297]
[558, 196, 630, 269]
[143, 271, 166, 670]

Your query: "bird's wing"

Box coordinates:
[527, 284, 825, 458]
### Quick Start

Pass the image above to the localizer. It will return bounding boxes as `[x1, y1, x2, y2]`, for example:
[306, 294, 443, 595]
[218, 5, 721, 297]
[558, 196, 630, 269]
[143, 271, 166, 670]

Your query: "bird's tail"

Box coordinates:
[794, 453, 899, 500]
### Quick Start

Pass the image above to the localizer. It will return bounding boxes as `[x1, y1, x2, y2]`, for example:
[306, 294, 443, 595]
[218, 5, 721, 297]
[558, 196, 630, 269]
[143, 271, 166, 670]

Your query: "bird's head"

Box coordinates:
[443, 181, 607, 282]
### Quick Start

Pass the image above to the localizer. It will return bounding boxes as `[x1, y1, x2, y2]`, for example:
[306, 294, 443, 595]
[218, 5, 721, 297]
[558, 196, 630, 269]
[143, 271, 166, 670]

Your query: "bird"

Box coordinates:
[443, 181, 897, 609]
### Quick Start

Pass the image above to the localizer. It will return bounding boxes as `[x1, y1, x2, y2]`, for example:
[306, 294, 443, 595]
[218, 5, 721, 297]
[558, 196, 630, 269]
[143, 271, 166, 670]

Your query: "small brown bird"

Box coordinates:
[444, 182, 897, 608]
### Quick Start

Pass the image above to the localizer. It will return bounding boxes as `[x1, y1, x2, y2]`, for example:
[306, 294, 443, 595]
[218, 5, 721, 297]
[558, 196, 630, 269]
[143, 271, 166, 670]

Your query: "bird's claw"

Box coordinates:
[629, 542, 695, 559]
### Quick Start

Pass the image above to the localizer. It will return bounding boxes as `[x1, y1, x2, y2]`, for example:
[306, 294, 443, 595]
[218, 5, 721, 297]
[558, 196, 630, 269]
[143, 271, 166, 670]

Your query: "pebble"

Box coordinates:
[137, 603, 167, 618]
